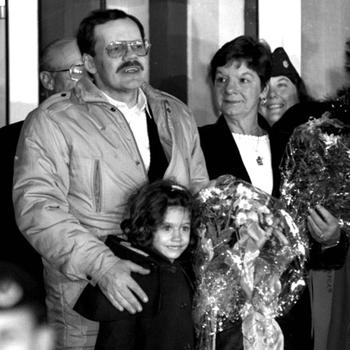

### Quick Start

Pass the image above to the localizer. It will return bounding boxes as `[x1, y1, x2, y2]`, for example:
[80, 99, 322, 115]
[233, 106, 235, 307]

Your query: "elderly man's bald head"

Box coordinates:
[40, 38, 81, 71]
[39, 38, 84, 98]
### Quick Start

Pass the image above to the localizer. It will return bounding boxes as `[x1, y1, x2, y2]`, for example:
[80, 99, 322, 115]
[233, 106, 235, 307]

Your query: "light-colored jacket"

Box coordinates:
[13, 77, 208, 287]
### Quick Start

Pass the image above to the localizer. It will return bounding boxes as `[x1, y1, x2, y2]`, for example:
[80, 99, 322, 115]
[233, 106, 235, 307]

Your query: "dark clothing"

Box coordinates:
[146, 109, 169, 182]
[0, 121, 45, 305]
[271, 98, 350, 350]
[327, 249, 350, 350]
[199, 114, 280, 197]
[198, 112, 348, 350]
[269, 100, 330, 167]
[74, 236, 195, 350]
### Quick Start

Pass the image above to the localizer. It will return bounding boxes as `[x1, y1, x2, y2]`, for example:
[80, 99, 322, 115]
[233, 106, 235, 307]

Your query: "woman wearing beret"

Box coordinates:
[198, 35, 346, 350]
[267, 44, 350, 350]
[260, 47, 312, 127]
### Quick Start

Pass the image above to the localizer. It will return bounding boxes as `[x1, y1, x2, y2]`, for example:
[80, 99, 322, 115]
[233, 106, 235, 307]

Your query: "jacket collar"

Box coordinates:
[72, 76, 167, 106]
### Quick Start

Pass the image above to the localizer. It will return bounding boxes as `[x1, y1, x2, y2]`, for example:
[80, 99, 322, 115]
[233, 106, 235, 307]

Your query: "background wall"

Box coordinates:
[259, 0, 301, 73]
[39, 0, 100, 49]
[1, 1, 350, 127]
[302, 0, 350, 99]
[8, 0, 39, 124]
[187, 0, 244, 126]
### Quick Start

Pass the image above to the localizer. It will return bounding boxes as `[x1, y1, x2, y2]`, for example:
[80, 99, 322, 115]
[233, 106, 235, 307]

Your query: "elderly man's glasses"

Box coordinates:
[49, 64, 85, 81]
[105, 40, 151, 58]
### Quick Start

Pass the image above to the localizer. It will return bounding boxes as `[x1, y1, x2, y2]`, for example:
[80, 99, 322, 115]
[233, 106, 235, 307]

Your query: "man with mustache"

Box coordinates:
[13, 8, 208, 349]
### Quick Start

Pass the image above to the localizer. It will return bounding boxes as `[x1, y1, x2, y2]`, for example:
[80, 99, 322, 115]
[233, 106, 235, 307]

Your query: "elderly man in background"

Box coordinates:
[39, 37, 84, 99]
[0, 37, 84, 309]
[13, 8, 208, 349]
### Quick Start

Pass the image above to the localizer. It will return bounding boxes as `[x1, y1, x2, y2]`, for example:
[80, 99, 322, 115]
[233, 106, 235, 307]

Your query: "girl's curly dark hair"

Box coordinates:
[121, 179, 201, 253]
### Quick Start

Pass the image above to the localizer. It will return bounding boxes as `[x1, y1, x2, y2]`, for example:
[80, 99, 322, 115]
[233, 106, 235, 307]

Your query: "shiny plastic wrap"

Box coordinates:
[280, 112, 350, 236]
[193, 175, 308, 350]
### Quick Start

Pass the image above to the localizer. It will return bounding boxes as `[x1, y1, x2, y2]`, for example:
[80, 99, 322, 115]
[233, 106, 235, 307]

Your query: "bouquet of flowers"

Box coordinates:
[280, 112, 350, 236]
[193, 175, 308, 350]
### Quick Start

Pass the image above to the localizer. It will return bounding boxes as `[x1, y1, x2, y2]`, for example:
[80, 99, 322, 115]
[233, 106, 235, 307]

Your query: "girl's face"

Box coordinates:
[152, 206, 191, 262]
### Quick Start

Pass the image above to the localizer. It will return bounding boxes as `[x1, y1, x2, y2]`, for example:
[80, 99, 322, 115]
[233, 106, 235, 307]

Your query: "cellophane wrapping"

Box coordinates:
[280, 112, 350, 237]
[193, 175, 308, 350]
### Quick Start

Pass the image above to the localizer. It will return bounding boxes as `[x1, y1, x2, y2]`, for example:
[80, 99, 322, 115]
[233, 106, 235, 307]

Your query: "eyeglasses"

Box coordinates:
[48, 63, 85, 81]
[105, 39, 151, 58]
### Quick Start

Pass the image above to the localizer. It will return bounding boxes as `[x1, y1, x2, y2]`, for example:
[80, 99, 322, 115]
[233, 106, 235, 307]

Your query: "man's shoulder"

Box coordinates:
[39, 91, 74, 113]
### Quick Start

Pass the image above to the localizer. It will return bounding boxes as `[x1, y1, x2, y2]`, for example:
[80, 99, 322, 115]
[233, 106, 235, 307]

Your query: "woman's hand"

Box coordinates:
[307, 205, 340, 247]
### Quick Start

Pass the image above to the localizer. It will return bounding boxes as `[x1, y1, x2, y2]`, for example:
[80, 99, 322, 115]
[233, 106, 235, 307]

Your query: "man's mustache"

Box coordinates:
[117, 60, 144, 73]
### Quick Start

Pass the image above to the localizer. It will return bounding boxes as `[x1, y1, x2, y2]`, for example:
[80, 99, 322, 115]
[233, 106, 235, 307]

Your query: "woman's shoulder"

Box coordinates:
[198, 116, 230, 148]
[198, 116, 224, 132]
[198, 122, 218, 140]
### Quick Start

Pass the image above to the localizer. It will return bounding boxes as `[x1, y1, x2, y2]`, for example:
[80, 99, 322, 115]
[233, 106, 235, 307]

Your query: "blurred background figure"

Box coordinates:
[39, 37, 85, 101]
[0, 36, 84, 312]
[260, 47, 312, 126]
[0, 262, 55, 350]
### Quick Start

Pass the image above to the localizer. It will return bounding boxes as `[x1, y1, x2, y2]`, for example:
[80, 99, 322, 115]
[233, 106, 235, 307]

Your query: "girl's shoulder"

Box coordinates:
[105, 236, 152, 266]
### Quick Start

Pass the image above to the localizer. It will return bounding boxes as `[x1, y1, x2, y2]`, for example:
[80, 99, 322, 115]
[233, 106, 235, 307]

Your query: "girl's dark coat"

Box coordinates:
[74, 236, 194, 350]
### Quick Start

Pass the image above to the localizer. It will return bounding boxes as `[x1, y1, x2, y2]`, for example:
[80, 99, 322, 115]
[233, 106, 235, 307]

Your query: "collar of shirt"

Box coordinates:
[101, 88, 150, 121]
[101, 88, 151, 171]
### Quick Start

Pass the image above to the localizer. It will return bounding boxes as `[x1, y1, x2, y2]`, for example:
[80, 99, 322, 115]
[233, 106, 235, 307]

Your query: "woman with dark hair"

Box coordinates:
[268, 41, 350, 350]
[74, 179, 201, 350]
[198, 35, 344, 350]
[200, 35, 276, 195]
[260, 47, 313, 126]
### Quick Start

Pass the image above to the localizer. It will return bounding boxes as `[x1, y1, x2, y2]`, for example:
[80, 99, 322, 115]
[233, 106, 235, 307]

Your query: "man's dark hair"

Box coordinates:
[77, 9, 145, 56]
[209, 35, 272, 89]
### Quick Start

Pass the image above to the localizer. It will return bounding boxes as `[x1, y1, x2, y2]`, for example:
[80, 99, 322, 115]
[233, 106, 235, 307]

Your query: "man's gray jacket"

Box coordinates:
[13, 77, 208, 304]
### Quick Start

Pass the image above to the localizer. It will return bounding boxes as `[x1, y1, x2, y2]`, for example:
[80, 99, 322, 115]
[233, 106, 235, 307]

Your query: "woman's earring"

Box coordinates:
[260, 97, 267, 105]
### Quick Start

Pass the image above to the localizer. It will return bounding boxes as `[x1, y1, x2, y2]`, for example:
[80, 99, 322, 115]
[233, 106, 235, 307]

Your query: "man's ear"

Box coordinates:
[83, 53, 97, 75]
[39, 71, 55, 91]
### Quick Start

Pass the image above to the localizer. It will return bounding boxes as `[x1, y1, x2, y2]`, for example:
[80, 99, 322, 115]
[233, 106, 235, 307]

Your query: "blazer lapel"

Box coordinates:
[214, 115, 252, 183]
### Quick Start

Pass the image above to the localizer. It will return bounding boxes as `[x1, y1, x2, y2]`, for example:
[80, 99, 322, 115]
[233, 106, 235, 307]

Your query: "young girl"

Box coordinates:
[74, 179, 201, 350]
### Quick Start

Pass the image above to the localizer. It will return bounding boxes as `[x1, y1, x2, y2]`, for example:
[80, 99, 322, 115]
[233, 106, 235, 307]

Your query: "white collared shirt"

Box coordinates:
[102, 89, 151, 171]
